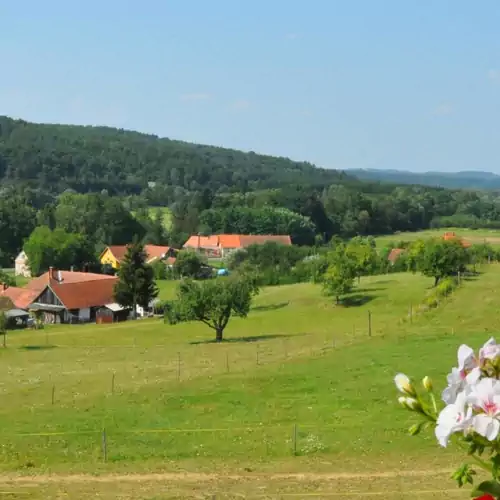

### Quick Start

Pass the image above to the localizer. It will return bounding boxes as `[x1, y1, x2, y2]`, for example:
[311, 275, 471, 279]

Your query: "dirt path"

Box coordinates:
[0, 469, 452, 484]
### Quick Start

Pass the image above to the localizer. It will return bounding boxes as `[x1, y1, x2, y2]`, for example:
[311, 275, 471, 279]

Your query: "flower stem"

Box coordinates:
[429, 393, 438, 415]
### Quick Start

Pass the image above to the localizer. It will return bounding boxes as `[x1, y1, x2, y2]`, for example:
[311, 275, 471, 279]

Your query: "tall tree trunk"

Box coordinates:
[336, 295, 340, 305]
[215, 327, 224, 342]
[434, 276, 440, 287]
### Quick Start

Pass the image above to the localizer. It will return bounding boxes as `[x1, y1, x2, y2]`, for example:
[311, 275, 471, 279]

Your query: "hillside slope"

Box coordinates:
[350, 168, 500, 190]
[0, 116, 350, 195]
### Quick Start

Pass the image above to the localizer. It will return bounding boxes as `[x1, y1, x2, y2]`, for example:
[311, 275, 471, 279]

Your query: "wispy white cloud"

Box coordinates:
[230, 99, 251, 111]
[488, 69, 500, 83]
[433, 103, 454, 116]
[180, 93, 212, 102]
[285, 33, 299, 40]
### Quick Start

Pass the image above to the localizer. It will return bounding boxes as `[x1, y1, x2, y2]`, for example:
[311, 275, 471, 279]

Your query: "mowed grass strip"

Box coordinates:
[0, 268, 495, 478]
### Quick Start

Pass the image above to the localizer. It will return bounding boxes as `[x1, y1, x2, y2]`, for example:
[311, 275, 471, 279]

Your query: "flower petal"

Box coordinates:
[473, 414, 500, 441]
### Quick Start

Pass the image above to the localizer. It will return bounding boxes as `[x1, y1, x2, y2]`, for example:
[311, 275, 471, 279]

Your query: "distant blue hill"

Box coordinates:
[348, 169, 500, 191]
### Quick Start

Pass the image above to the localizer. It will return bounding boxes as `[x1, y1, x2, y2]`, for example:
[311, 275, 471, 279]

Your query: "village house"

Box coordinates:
[387, 248, 405, 265]
[1, 268, 126, 324]
[182, 234, 292, 258]
[14, 251, 31, 278]
[442, 231, 471, 248]
[100, 245, 177, 270]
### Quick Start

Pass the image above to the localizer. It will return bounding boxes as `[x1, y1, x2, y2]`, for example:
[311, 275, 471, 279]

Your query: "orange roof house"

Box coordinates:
[100, 245, 177, 269]
[442, 232, 471, 248]
[183, 234, 292, 258]
[24, 268, 119, 324]
[387, 248, 405, 265]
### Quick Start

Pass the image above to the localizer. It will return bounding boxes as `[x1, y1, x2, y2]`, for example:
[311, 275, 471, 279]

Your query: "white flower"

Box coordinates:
[398, 396, 420, 411]
[435, 391, 472, 447]
[442, 345, 481, 404]
[468, 377, 500, 441]
[457, 344, 477, 373]
[394, 373, 415, 396]
[480, 337, 500, 364]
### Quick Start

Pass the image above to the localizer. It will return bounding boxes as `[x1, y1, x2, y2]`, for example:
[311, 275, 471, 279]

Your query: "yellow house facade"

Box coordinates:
[99, 246, 127, 270]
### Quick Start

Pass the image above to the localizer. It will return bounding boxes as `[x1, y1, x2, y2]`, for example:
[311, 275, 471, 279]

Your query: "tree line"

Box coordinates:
[4, 116, 500, 269]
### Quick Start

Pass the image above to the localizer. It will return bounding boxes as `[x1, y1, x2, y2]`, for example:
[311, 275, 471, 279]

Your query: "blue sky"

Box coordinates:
[2, 1, 500, 172]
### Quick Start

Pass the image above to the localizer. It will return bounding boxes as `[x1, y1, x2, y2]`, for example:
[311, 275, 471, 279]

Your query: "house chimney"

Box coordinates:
[57, 270, 63, 283]
[49, 266, 54, 282]
[70, 265, 74, 272]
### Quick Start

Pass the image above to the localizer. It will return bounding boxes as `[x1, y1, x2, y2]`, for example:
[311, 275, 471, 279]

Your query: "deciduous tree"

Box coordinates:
[165, 277, 259, 342]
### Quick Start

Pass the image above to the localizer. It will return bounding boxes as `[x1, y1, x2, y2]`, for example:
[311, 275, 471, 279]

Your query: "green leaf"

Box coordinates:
[451, 464, 476, 488]
[471, 480, 500, 497]
[408, 422, 424, 436]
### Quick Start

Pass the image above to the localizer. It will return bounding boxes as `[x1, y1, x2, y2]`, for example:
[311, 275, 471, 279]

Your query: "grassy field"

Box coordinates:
[375, 226, 500, 248]
[0, 267, 498, 497]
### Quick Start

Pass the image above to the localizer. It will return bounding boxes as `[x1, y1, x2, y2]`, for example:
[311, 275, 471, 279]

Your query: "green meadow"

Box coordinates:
[0, 266, 498, 497]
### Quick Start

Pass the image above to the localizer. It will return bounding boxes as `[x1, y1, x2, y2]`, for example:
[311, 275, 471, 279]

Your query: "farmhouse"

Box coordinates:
[4, 268, 122, 324]
[442, 231, 471, 248]
[100, 245, 177, 270]
[183, 234, 292, 258]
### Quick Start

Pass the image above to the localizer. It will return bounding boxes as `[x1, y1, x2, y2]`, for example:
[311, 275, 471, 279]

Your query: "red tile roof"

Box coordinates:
[183, 234, 292, 249]
[388, 248, 405, 263]
[48, 279, 117, 310]
[0, 286, 40, 309]
[144, 245, 173, 263]
[29, 270, 118, 310]
[104, 245, 129, 262]
[442, 232, 471, 248]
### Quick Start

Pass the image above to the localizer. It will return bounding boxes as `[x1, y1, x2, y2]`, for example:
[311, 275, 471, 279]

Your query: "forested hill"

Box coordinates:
[0, 116, 351, 195]
[350, 168, 500, 191]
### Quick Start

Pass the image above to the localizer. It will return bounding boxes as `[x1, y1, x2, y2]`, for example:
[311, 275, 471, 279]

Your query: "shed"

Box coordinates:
[5, 309, 30, 328]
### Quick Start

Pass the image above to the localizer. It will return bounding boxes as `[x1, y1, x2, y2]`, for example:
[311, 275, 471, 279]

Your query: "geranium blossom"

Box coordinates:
[442, 344, 481, 404]
[468, 378, 500, 441]
[435, 391, 472, 447]
[479, 337, 500, 364]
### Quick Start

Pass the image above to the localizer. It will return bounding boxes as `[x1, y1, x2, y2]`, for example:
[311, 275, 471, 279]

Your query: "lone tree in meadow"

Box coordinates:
[411, 238, 469, 286]
[114, 241, 158, 318]
[320, 243, 357, 305]
[165, 276, 259, 342]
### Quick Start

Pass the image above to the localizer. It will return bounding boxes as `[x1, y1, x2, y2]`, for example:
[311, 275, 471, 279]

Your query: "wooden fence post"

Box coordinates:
[102, 428, 108, 462]
[368, 310, 372, 337]
[292, 423, 298, 455]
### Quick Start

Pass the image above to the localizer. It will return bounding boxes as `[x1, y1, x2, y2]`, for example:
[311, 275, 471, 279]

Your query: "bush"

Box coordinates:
[151, 260, 167, 280]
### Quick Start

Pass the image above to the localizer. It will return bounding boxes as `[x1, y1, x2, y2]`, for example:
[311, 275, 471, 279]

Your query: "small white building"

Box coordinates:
[15, 251, 31, 278]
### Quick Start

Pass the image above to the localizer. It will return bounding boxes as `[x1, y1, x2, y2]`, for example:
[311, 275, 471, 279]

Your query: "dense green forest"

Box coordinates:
[2, 115, 500, 269]
[350, 168, 500, 191]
